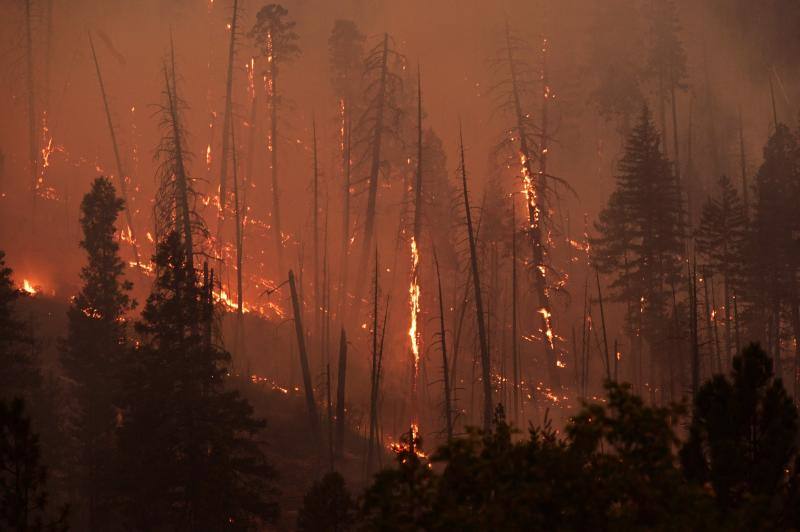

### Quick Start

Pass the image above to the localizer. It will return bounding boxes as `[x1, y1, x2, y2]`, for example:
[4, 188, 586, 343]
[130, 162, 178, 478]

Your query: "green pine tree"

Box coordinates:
[593, 105, 684, 389]
[60, 177, 134, 529]
[0, 251, 39, 401]
[115, 233, 278, 529]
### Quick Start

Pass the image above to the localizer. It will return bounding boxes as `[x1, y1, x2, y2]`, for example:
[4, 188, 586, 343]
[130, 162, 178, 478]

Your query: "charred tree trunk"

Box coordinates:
[89, 33, 141, 266]
[232, 125, 245, 361]
[335, 328, 347, 458]
[218, 0, 239, 233]
[434, 250, 453, 442]
[26, 0, 37, 233]
[289, 270, 320, 443]
[267, 46, 285, 273]
[356, 34, 389, 299]
[459, 129, 492, 431]
[511, 199, 520, 424]
[366, 251, 380, 474]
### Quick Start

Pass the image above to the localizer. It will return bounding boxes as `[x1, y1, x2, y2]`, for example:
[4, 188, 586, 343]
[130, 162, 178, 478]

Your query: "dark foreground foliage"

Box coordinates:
[297, 343, 800, 531]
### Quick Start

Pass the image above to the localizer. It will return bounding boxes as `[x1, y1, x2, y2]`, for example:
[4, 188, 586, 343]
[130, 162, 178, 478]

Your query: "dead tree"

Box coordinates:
[154, 39, 204, 269]
[328, 20, 365, 307]
[366, 250, 380, 474]
[231, 124, 245, 360]
[249, 4, 300, 273]
[495, 22, 561, 385]
[289, 269, 321, 443]
[25, 0, 36, 231]
[352, 34, 404, 309]
[458, 128, 492, 431]
[88, 33, 141, 266]
[217, 0, 240, 236]
[434, 249, 453, 442]
[335, 328, 347, 458]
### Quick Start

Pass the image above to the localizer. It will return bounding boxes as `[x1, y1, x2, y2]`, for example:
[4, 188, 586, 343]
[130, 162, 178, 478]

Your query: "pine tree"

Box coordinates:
[0, 397, 68, 531]
[297, 471, 355, 531]
[586, 0, 646, 135]
[249, 4, 300, 274]
[681, 344, 798, 525]
[744, 124, 800, 385]
[695, 175, 747, 367]
[0, 251, 39, 401]
[593, 105, 684, 394]
[115, 233, 278, 529]
[60, 177, 134, 529]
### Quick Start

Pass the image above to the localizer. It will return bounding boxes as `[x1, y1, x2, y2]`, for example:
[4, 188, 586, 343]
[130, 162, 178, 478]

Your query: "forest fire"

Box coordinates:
[4, 1, 800, 528]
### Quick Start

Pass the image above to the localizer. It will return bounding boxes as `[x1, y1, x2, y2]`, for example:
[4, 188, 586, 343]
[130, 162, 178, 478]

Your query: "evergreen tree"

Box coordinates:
[681, 343, 798, 527]
[249, 3, 300, 273]
[695, 175, 747, 365]
[297, 471, 355, 532]
[743, 124, 800, 383]
[60, 177, 134, 529]
[585, 0, 646, 134]
[593, 106, 684, 393]
[0, 397, 68, 531]
[0, 251, 39, 400]
[115, 233, 278, 529]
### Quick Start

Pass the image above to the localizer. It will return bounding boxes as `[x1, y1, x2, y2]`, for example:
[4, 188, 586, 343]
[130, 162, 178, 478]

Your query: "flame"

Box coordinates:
[538, 307, 555, 350]
[22, 279, 37, 295]
[389, 423, 428, 462]
[408, 237, 421, 374]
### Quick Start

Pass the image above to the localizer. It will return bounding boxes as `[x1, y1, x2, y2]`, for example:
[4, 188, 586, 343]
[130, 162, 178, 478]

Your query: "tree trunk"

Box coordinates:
[289, 270, 320, 443]
[89, 34, 141, 266]
[335, 328, 347, 458]
[459, 129, 492, 431]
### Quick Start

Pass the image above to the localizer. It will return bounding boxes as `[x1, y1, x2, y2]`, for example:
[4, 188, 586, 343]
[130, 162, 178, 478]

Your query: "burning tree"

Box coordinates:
[249, 3, 300, 274]
[60, 177, 134, 529]
[593, 106, 684, 400]
[492, 21, 563, 386]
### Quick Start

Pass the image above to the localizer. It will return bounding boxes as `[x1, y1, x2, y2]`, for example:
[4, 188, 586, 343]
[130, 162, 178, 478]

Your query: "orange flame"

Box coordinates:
[408, 237, 421, 373]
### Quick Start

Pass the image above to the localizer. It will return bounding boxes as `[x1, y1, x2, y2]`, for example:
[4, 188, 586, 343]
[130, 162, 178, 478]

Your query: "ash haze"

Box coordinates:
[1, 0, 800, 530]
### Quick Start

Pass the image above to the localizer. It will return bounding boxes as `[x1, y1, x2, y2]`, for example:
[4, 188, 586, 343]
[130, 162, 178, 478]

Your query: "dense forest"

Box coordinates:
[3, 0, 800, 529]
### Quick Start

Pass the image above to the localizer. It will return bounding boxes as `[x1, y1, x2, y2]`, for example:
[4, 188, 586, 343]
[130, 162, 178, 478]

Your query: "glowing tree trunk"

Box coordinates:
[408, 71, 423, 422]
[89, 33, 141, 266]
[459, 128, 492, 431]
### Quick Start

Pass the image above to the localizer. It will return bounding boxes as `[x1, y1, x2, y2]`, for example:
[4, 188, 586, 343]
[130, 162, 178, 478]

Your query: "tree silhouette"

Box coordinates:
[297, 471, 355, 532]
[60, 177, 134, 529]
[0, 398, 68, 531]
[249, 3, 300, 274]
[681, 343, 798, 527]
[115, 233, 278, 529]
[593, 105, 684, 395]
